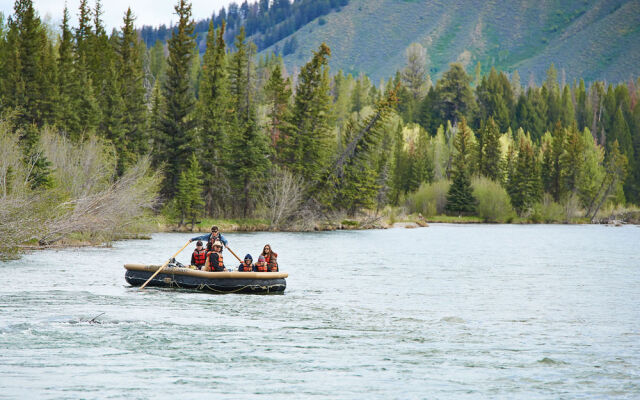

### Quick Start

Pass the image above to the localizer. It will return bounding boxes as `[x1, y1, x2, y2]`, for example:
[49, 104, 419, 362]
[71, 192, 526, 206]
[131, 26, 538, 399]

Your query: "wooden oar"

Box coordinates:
[139, 240, 190, 290]
[225, 245, 243, 263]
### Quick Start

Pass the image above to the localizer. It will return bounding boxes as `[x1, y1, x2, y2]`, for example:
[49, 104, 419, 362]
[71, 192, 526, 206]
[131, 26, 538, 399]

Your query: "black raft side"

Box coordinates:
[125, 269, 286, 294]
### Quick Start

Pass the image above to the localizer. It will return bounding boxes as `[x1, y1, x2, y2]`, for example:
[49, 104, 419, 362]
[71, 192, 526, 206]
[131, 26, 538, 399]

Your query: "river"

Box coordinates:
[1, 224, 639, 399]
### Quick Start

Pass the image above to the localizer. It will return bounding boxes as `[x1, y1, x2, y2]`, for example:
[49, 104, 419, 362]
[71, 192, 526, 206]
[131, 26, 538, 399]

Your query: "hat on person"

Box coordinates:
[258, 255, 266, 262]
[212, 241, 223, 248]
[244, 254, 253, 261]
[196, 240, 203, 246]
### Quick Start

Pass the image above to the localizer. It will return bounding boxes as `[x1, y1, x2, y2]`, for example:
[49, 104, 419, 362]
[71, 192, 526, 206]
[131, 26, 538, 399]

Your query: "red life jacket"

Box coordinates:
[192, 249, 206, 266]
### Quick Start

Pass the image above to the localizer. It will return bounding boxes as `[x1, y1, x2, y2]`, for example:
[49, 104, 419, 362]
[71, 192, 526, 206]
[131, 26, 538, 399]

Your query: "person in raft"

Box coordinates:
[254, 255, 268, 272]
[261, 244, 278, 272]
[190, 240, 207, 270]
[190, 225, 228, 251]
[238, 254, 254, 272]
[203, 241, 226, 272]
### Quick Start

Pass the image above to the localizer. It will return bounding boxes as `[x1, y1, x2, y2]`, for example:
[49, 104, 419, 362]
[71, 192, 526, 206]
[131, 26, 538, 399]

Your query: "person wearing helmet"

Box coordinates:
[238, 254, 254, 272]
[190, 225, 228, 251]
[190, 240, 207, 270]
[203, 241, 226, 272]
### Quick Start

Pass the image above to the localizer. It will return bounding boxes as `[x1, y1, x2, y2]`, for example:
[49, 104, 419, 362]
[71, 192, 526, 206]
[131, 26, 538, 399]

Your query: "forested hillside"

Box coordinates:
[1, 0, 639, 257]
[141, 0, 640, 84]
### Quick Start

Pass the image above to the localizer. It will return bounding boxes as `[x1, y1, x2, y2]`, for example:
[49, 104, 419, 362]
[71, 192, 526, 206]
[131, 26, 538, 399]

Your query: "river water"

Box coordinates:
[0, 224, 639, 399]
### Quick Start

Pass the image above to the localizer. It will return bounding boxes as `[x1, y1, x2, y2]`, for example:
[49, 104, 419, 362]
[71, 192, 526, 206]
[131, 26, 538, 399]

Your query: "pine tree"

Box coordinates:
[282, 43, 333, 183]
[480, 117, 502, 180]
[161, 0, 196, 197]
[228, 111, 270, 217]
[175, 153, 205, 228]
[198, 20, 231, 215]
[549, 122, 566, 201]
[445, 118, 476, 214]
[56, 6, 80, 137]
[390, 122, 408, 204]
[228, 26, 250, 122]
[508, 133, 542, 215]
[100, 60, 127, 173]
[562, 122, 584, 195]
[6, 0, 54, 188]
[117, 8, 148, 171]
[435, 63, 475, 125]
[317, 87, 398, 212]
[401, 42, 429, 101]
[560, 85, 575, 127]
[263, 62, 292, 155]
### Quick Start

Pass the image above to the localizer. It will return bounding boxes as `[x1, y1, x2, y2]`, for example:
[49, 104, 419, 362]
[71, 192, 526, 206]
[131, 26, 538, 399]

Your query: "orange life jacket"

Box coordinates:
[265, 253, 278, 272]
[255, 262, 267, 272]
[192, 249, 206, 266]
[238, 263, 253, 272]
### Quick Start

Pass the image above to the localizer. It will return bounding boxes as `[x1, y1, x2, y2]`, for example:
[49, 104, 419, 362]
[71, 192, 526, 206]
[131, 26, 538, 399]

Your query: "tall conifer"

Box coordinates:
[445, 118, 476, 214]
[161, 0, 196, 197]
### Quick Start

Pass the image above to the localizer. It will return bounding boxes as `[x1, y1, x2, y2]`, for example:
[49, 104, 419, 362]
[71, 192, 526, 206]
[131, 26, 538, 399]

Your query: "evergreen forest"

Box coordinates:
[1, 0, 639, 257]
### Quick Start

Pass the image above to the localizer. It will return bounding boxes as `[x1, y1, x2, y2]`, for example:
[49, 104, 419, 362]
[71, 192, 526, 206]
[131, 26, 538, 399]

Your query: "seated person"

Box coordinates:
[203, 241, 226, 272]
[254, 255, 268, 272]
[238, 254, 254, 272]
[262, 244, 279, 272]
[190, 240, 207, 270]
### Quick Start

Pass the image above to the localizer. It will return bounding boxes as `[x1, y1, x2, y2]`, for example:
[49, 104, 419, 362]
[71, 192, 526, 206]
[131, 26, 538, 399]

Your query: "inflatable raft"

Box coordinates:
[124, 264, 287, 294]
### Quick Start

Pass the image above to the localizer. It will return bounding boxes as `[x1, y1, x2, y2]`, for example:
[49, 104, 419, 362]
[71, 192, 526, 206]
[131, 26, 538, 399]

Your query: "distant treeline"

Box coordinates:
[0, 0, 639, 241]
[139, 0, 349, 54]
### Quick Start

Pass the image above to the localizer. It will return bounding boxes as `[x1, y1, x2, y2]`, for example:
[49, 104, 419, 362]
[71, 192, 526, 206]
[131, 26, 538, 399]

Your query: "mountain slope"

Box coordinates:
[257, 0, 640, 83]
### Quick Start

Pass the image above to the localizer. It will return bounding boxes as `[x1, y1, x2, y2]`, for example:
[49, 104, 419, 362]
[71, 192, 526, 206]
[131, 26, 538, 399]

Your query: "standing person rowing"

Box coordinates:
[190, 225, 228, 251]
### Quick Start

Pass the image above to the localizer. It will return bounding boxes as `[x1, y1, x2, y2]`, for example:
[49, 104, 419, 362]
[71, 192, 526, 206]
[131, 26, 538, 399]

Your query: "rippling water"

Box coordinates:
[1, 224, 639, 399]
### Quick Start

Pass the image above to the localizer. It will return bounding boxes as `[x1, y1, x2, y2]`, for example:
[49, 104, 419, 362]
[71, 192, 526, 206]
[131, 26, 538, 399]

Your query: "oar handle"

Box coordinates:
[225, 245, 243, 263]
[139, 240, 190, 290]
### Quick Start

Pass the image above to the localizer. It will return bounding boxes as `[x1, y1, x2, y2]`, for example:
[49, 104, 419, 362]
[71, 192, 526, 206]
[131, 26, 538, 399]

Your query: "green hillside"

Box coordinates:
[258, 0, 640, 83]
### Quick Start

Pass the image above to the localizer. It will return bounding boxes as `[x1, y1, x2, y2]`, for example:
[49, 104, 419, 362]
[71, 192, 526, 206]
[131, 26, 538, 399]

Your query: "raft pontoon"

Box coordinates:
[124, 264, 287, 294]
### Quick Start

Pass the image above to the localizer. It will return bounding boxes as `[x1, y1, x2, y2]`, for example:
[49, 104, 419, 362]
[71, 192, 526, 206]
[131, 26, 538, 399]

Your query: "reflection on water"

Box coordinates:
[1, 224, 639, 398]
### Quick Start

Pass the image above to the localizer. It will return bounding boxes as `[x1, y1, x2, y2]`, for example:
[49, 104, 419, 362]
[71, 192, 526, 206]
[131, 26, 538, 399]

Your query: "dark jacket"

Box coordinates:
[208, 252, 226, 272]
[191, 233, 228, 246]
[237, 263, 254, 272]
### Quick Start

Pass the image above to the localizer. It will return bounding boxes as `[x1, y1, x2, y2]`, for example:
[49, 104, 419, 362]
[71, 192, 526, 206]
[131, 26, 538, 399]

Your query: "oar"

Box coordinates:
[139, 240, 190, 290]
[225, 245, 243, 263]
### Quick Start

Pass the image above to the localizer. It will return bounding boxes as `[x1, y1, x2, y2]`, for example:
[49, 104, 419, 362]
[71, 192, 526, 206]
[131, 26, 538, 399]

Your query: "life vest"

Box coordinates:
[255, 262, 267, 272]
[238, 263, 253, 272]
[208, 251, 224, 271]
[192, 249, 206, 266]
[265, 253, 278, 272]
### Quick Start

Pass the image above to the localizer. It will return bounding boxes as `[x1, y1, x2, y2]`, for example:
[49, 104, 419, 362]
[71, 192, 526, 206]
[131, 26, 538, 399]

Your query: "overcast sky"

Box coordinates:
[0, 0, 236, 30]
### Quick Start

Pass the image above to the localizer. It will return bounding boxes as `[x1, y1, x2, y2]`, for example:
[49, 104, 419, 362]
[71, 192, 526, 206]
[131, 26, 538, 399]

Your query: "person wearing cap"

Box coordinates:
[190, 240, 207, 270]
[203, 241, 226, 272]
[190, 225, 228, 251]
[254, 255, 268, 272]
[238, 254, 254, 272]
